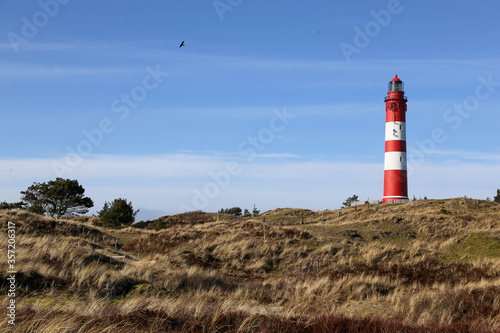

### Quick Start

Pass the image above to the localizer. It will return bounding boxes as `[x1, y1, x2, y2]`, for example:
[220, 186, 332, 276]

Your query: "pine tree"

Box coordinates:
[20, 178, 93, 218]
[96, 198, 139, 229]
[342, 194, 359, 207]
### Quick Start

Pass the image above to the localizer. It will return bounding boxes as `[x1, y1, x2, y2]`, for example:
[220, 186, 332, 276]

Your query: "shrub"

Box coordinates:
[219, 207, 242, 216]
[0, 201, 26, 210]
[96, 198, 139, 229]
[155, 218, 167, 231]
[440, 207, 451, 215]
[342, 194, 358, 207]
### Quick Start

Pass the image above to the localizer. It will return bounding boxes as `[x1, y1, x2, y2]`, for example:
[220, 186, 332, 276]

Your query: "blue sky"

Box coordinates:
[1, 0, 500, 220]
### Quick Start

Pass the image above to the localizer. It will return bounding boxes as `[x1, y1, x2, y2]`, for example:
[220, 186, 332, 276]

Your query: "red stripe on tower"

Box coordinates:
[383, 75, 409, 203]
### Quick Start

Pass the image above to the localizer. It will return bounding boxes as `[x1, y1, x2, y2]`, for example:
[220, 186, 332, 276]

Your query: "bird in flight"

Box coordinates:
[179, 41, 185, 48]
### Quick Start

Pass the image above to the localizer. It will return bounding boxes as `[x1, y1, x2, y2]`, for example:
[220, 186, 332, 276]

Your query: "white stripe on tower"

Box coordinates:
[384, 121, 406, 142]
[384, 152, 407, 170]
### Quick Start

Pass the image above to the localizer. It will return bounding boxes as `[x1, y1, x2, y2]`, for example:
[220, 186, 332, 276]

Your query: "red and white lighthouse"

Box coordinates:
[383, 75, 409, 203]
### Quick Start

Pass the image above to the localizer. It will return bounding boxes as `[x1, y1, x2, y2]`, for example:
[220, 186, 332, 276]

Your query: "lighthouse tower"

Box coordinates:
[383, 75, 409, 203]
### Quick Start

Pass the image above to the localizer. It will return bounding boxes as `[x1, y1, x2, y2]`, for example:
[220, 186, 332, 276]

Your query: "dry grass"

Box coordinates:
[1, 197, 500, 332]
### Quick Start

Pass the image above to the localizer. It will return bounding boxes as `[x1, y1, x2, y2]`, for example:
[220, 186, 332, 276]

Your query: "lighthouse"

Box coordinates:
[383, 75, 409, 203]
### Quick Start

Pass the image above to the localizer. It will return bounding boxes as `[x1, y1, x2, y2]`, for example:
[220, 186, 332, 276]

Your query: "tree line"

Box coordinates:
[1, 178, 137, 229]
[218, 205, 260, 217]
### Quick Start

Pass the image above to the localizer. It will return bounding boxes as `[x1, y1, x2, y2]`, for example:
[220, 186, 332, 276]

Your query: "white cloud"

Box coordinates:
[0, 42, 76, 52]
[0, 64, 141, 77]
[410, 162, 500, 199]
[433, 150, 500, 162]
[1, 153, 498, 217]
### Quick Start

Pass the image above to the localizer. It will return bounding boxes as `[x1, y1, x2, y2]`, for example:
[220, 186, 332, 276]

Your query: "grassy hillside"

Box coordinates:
[1, 197, 500, 332]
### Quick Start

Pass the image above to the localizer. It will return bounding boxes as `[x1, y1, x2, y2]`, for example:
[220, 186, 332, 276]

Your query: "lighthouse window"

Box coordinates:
[400, 125, 402, 130]
[400, 156, 402, 162]
[388, 81, 404, 92]
[399, 141, 402, 147]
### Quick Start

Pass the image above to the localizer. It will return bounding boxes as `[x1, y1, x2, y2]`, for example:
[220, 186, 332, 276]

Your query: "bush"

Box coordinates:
[494, 189, 500, 203]
[155, 218, 167, 231]
[0, 201, 26, 210]
[96, 198, 139, 229]
[219, 207, 242, 216]
[342, 194, 358, 208]
[440, 207, 451, 215]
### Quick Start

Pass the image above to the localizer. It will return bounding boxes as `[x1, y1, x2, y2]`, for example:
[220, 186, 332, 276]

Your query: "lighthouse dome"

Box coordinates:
[388, 75, 404, 92]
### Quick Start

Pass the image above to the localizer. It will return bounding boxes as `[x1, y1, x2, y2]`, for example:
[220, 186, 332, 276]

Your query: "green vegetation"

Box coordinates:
[20, 178, 94, 218]
[440, 207, 451, 214]
[252, 204, 260, 216]
[494, 189, 500, 203]
[218, 206, 242, 216]
[218, 205, 261, 217]
[447, 232, 500, 260]
[342, 194, 358, 207]
[154, 218, 167, 231]
[0, 201, 26, 210]
[95, 198, 139, 229]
